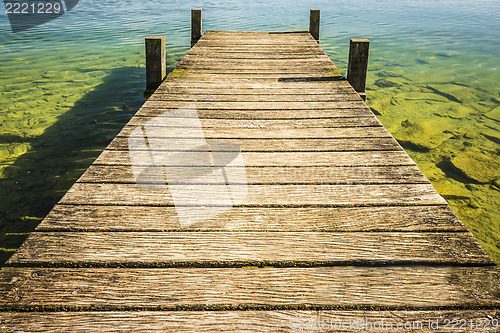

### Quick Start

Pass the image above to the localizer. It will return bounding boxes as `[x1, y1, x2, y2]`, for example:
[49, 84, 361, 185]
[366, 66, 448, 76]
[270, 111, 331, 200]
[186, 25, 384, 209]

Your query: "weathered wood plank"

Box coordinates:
[185, 52, 329, 59]
[125, 116, 382, 128]
[78, 165, 428, 185]
[2, 267, 499, 309]
[163, 76, 348, 83]
[199, 35, 315, 42]
[2, 310, 498, 332]
[202, 31, 312, 37]
[147, 93, 362, 102]
[135, 108, 375, 119]
[108, 137, 399, 152]
[36, 205, 466, 232]
[165, 71, 343, 78]
[154, 86, 356, 95]
[180, 57, 333, 64]
[6, 232, 491, 266]
[156, 80, 354, 91]
[117, 126, 391, 139]
[178, 57, 336, 65]
[58, 183, 446, 206]
[139, 101, 367, 113]
[171, 68, 341, 75]
[94, 151, 417, 166]
[194, 40, 321, 46]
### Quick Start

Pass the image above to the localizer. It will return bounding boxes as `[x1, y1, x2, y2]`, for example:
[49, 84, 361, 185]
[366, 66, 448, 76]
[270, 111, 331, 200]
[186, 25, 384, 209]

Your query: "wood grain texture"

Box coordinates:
[94, 151, 417, 166]
[78, 165, 428, 185]
[147, 93, 362, 102]
[135, 107, 376, 119]
[2, 310, 499, 332]
[166, 70, 343, 78]
[125, 116, 383, 128]
[155, 79, 354, 90]
[1, 267, 499, 310]
[36, 205, 466, 232]
[58, 183, 446, 206]
[117, 126, 391, 139]
[140, 101, 365, 112]
[184, 52, 329, 59]
[179, 57, 334, 64]
[153, 86, 356, 95]
[6, 232, 491, 267]
[108, 137, 401, 152]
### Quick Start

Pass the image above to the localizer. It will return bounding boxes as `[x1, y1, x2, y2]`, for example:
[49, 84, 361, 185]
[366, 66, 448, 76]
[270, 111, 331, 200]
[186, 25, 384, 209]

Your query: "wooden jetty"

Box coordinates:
[1, 10, 499, 332]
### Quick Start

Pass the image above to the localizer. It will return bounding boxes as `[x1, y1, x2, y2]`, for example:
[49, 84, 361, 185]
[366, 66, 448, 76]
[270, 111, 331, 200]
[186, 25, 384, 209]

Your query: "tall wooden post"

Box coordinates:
[191, 9, 202, 47]
[347, 38, 370, 101]
[145, 36, 166, 94]
[309, 9, 320, 41]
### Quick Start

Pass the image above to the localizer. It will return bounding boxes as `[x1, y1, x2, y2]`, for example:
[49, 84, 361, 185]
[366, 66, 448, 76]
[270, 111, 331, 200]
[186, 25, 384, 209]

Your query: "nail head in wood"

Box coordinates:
[309, 9, 320, 41]
[145, 36, 166, 94]
[347, 38, 370, 94]
[191, 9, 202, 47]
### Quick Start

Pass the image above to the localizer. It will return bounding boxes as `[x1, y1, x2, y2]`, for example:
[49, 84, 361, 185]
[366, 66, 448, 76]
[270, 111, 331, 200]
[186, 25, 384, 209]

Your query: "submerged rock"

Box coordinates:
[451, 151, 500, 183]
[395, 120, 452, 151]
[485, 106, 500, 122]
[375, 79, 403, 88]
[425, 86, 462, 103]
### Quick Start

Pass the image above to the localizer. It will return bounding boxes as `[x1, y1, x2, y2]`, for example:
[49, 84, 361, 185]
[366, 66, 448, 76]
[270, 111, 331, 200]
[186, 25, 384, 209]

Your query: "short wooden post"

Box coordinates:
[347, 38, 370, 101]
[191, 9, 202, 47]
[309, 9, 320, 41]
[145, 36, 166, 94]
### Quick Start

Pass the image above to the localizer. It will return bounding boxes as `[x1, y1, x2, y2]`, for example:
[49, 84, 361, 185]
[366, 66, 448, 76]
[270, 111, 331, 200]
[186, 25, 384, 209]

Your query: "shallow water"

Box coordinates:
[1, 0, 499, 263]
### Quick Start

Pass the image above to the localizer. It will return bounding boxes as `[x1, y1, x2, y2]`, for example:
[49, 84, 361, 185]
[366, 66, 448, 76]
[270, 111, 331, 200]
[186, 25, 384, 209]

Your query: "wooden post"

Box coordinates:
[309, 9, 320, 41]
[191, 9, 202, 47]
[145, 36, 166, 94]
[347, 38, 370, 101]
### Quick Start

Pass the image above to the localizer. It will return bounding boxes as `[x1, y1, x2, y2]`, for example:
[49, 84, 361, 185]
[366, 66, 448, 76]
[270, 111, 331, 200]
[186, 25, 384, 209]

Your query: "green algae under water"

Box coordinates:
[0, 0, 499, 264]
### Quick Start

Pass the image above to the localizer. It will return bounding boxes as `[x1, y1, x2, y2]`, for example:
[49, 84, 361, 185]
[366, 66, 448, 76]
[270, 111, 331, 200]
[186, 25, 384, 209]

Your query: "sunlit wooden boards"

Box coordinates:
[0, 30, 497, 331]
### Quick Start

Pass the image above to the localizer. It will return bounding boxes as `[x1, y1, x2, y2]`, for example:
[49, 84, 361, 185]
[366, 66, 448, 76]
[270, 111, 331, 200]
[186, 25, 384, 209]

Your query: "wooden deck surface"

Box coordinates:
[1, 31, 498, 331]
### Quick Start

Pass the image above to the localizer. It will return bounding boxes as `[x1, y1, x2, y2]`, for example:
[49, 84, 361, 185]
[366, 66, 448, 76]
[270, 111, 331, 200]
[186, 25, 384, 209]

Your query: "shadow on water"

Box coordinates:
[0, 66, 145, 266]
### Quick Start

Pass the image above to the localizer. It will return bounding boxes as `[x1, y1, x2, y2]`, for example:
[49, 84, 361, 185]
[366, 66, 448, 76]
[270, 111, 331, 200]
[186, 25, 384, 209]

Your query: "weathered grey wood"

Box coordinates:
[145, 36, 166, 92]
[186, 50, 328, 58]
[57, 183, 446, 206]
[2, 267, 499, 310]
[191, 9, 202, 47]
[126, 116, 382, 128]
[135, 107, 376, 119]
[156, 79, 354, 89]
[7, 232, 491, 266]
[154, 86, 356, 95]
[180, 57, 333, 64]
[37, 205, 466, 232]
[174, 64, 338, 71]
[347, 38, 370, 98]
[118, 126, 390, 139]
[165, 69, 343, 77]
[2, 310, 498, 332]
[110, 137, 399, 152]
[309, 9, 320, 41]
[94, 151, 417, 166]
[147, 93, 362, 102]
[78, 165, 428, 185]
[140, 101, 367, 113]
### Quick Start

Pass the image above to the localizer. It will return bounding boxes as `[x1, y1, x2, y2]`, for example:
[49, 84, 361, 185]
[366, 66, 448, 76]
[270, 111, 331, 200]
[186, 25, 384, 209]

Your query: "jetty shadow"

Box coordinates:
[0, 66, 145, 266]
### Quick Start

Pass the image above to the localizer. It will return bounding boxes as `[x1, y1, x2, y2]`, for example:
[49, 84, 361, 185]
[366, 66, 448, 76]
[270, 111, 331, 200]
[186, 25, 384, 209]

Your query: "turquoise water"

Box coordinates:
[1, 0, 499, 263]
